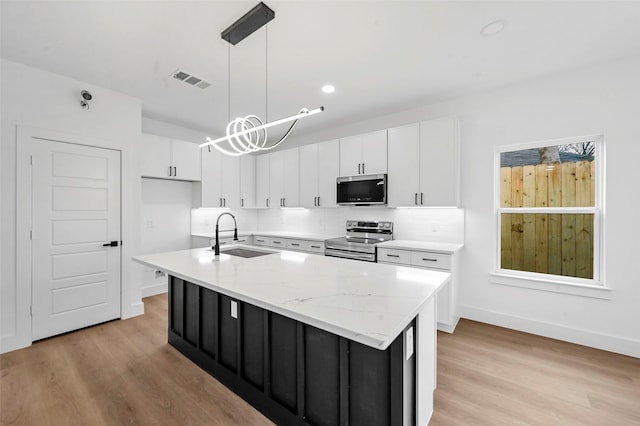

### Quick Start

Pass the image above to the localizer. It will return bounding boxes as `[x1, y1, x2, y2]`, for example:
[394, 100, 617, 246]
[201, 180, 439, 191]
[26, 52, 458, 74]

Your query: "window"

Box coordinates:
[495, 135, 603, 287]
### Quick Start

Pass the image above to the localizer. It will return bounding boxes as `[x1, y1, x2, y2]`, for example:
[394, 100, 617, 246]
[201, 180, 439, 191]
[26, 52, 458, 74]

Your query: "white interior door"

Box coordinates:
[31, 138, 121, 341]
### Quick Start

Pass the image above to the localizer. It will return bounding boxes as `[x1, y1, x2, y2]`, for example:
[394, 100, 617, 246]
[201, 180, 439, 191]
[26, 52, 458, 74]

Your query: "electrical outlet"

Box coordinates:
[231, 300, 237, 319]
[405, 326, 414, 360]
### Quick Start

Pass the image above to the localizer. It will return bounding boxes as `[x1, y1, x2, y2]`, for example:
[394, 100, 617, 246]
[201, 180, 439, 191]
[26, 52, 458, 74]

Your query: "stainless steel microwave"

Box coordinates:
[336, 174, 387, 206]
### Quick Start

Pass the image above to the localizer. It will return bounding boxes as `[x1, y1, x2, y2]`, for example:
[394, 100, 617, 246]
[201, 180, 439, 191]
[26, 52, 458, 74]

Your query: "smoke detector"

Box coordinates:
[170, 69, 213, 89]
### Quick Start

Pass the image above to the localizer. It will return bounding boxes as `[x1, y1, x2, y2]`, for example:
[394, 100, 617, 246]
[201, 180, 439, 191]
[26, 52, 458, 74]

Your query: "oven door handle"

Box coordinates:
[324, 249, 375, 262]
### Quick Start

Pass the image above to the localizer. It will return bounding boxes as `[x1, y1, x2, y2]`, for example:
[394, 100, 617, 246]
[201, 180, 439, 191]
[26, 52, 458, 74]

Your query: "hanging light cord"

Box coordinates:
[204, 11, 323, 155]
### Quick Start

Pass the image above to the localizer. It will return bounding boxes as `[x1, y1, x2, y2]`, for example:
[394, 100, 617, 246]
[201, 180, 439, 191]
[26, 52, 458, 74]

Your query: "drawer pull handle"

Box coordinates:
[257, 239, 265, 242]
[422, 258, 437, 262]
[291, 243, 300, 246]
[311, 245, 320, 249]
[273, 241, 282, 244]
[386, 254, 400, 258]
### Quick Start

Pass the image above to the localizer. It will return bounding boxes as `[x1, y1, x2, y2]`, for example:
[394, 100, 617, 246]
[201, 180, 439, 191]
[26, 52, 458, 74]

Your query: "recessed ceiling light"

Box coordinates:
[322, 84, 335, 94]
[480, 20, 507, 36]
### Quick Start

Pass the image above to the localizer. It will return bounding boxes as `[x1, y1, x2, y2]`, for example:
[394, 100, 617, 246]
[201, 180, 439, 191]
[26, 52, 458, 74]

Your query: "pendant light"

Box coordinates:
[199, 2, 324, 156]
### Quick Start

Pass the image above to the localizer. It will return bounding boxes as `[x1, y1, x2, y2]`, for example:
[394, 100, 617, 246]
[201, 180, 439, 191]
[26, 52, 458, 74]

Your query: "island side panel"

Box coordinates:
[416, 296, 437, 425]
[167, 275, 418, 426]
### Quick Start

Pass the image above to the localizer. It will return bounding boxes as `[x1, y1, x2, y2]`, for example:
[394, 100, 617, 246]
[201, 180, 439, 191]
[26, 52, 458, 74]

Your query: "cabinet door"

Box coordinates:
[269, 151, 284, 208]
[200, 147, 223, 207]
[361, 130, 387, 175]
[256, 154, 270, 208]
[339, 135, 362, 176]
[299, 144, 319, 208]
[419, 117, 459, 206]
[317, 139, 339, 207]
[221, 155, 241, 208]
[387, 123, 420, 207]
[240, 155, 256, 208]
[283, 148, 299, 207]
[171, 139, 201, 181]
[140, 133, 171, 178]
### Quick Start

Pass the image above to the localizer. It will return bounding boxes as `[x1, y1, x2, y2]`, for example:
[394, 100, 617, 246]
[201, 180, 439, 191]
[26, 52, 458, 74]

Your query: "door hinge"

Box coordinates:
[30, 305, 32, 316]
[30, 230, 33, 240]
[30, 155, 33, 166]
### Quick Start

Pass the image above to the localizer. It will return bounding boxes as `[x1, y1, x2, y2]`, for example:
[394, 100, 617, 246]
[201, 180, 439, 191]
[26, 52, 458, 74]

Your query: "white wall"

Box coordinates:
[1, 59, 143, 353]
[139, 178, 194, 297]
[282, 55, 640, 357]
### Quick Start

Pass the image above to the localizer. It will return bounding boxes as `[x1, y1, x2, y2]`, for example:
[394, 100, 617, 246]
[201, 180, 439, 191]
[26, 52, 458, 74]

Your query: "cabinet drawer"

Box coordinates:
[253, 236, 269, 246]
[268, 238, 288, 248]
[304, 241, 325, 254]
[410, 251, 451, 270]
[287, 240, 325, 253]
[377, 248, 411, 265]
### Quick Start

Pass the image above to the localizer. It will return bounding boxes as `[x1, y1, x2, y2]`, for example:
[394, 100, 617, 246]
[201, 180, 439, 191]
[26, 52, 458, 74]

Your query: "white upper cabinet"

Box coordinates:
[300, 139, 339, 208]
[199, 147, 241, 208]
[269, 148, 299, 208]
[140, 133, 201, 181]
[283, 149, 300, 207]
[269, 151, 284, 208]
[387, 123, 420, 207]
[256, 154, 270, 208]
[339, 129, 387, 176]
[140, 133, 171, 177]
[419, 117, 459, 206]
[387, 117, 459, 207]
[240, 155, 256, 208]
[299, 144, 318, 208]
[171, 139, 202, 181]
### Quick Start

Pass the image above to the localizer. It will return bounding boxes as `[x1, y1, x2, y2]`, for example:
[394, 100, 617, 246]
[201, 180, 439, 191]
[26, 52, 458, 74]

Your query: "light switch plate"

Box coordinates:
[406, 326, 414, 360]
[231, 300, 237, 319]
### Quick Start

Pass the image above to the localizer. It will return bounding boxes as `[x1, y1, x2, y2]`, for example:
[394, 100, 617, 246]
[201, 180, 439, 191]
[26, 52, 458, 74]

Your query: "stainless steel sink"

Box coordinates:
[221, 248, 273, 258]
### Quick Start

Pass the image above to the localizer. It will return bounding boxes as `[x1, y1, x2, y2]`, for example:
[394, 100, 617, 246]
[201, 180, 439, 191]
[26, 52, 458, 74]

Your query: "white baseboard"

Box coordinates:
[0, 334, 31, 355]
[437, 316, 460, 334]
[459, 305, 640, 358]
[121, 301, 145, 319]
[141, 282, 168, 298]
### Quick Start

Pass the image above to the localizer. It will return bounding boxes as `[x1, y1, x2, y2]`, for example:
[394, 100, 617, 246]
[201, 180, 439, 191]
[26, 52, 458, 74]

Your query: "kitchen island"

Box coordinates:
[133, 245, 450, 426]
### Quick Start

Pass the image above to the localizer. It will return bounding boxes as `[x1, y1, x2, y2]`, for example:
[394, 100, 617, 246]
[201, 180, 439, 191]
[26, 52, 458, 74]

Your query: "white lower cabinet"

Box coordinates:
[378, 247, 459, 333]
[253, 235, 325, 254]
[191, 235, 254, 249]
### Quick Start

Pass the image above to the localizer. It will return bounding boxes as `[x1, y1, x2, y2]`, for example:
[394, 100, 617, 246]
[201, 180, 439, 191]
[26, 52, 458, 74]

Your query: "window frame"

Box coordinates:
[492, 134, 607, 296]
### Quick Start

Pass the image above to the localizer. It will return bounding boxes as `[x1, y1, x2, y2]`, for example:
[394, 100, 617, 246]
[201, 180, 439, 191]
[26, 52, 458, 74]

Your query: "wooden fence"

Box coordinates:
[500, 160, 594, 279]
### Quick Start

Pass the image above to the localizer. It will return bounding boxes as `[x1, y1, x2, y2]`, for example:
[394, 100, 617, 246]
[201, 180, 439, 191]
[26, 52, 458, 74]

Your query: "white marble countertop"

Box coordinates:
[192, 231, 254, 239]
[251, 231, 340, 241]
[133, 245, 450, 350]
[378, 240, 464, 254]
[192, 231, 339, 242]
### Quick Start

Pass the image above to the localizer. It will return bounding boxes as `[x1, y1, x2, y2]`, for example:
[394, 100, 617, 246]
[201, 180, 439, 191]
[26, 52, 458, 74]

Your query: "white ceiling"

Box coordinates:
[3, 1, 640, 138]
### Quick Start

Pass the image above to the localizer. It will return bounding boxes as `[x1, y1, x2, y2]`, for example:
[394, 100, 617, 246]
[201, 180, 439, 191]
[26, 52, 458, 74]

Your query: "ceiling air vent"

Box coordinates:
[170, 69, 213, 90]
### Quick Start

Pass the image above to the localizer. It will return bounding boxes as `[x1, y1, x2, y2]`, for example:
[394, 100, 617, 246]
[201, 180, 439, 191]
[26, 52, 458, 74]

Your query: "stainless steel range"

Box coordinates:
[325, 220, 393, 262]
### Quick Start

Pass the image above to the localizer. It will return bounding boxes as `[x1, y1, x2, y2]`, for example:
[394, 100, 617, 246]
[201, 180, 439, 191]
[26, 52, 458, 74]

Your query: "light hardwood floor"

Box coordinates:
[1, 293, 638, 425]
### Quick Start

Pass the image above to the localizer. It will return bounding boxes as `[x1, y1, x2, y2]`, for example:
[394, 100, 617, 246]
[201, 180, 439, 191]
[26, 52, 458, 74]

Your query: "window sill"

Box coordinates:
[490, 272, 612, 300]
